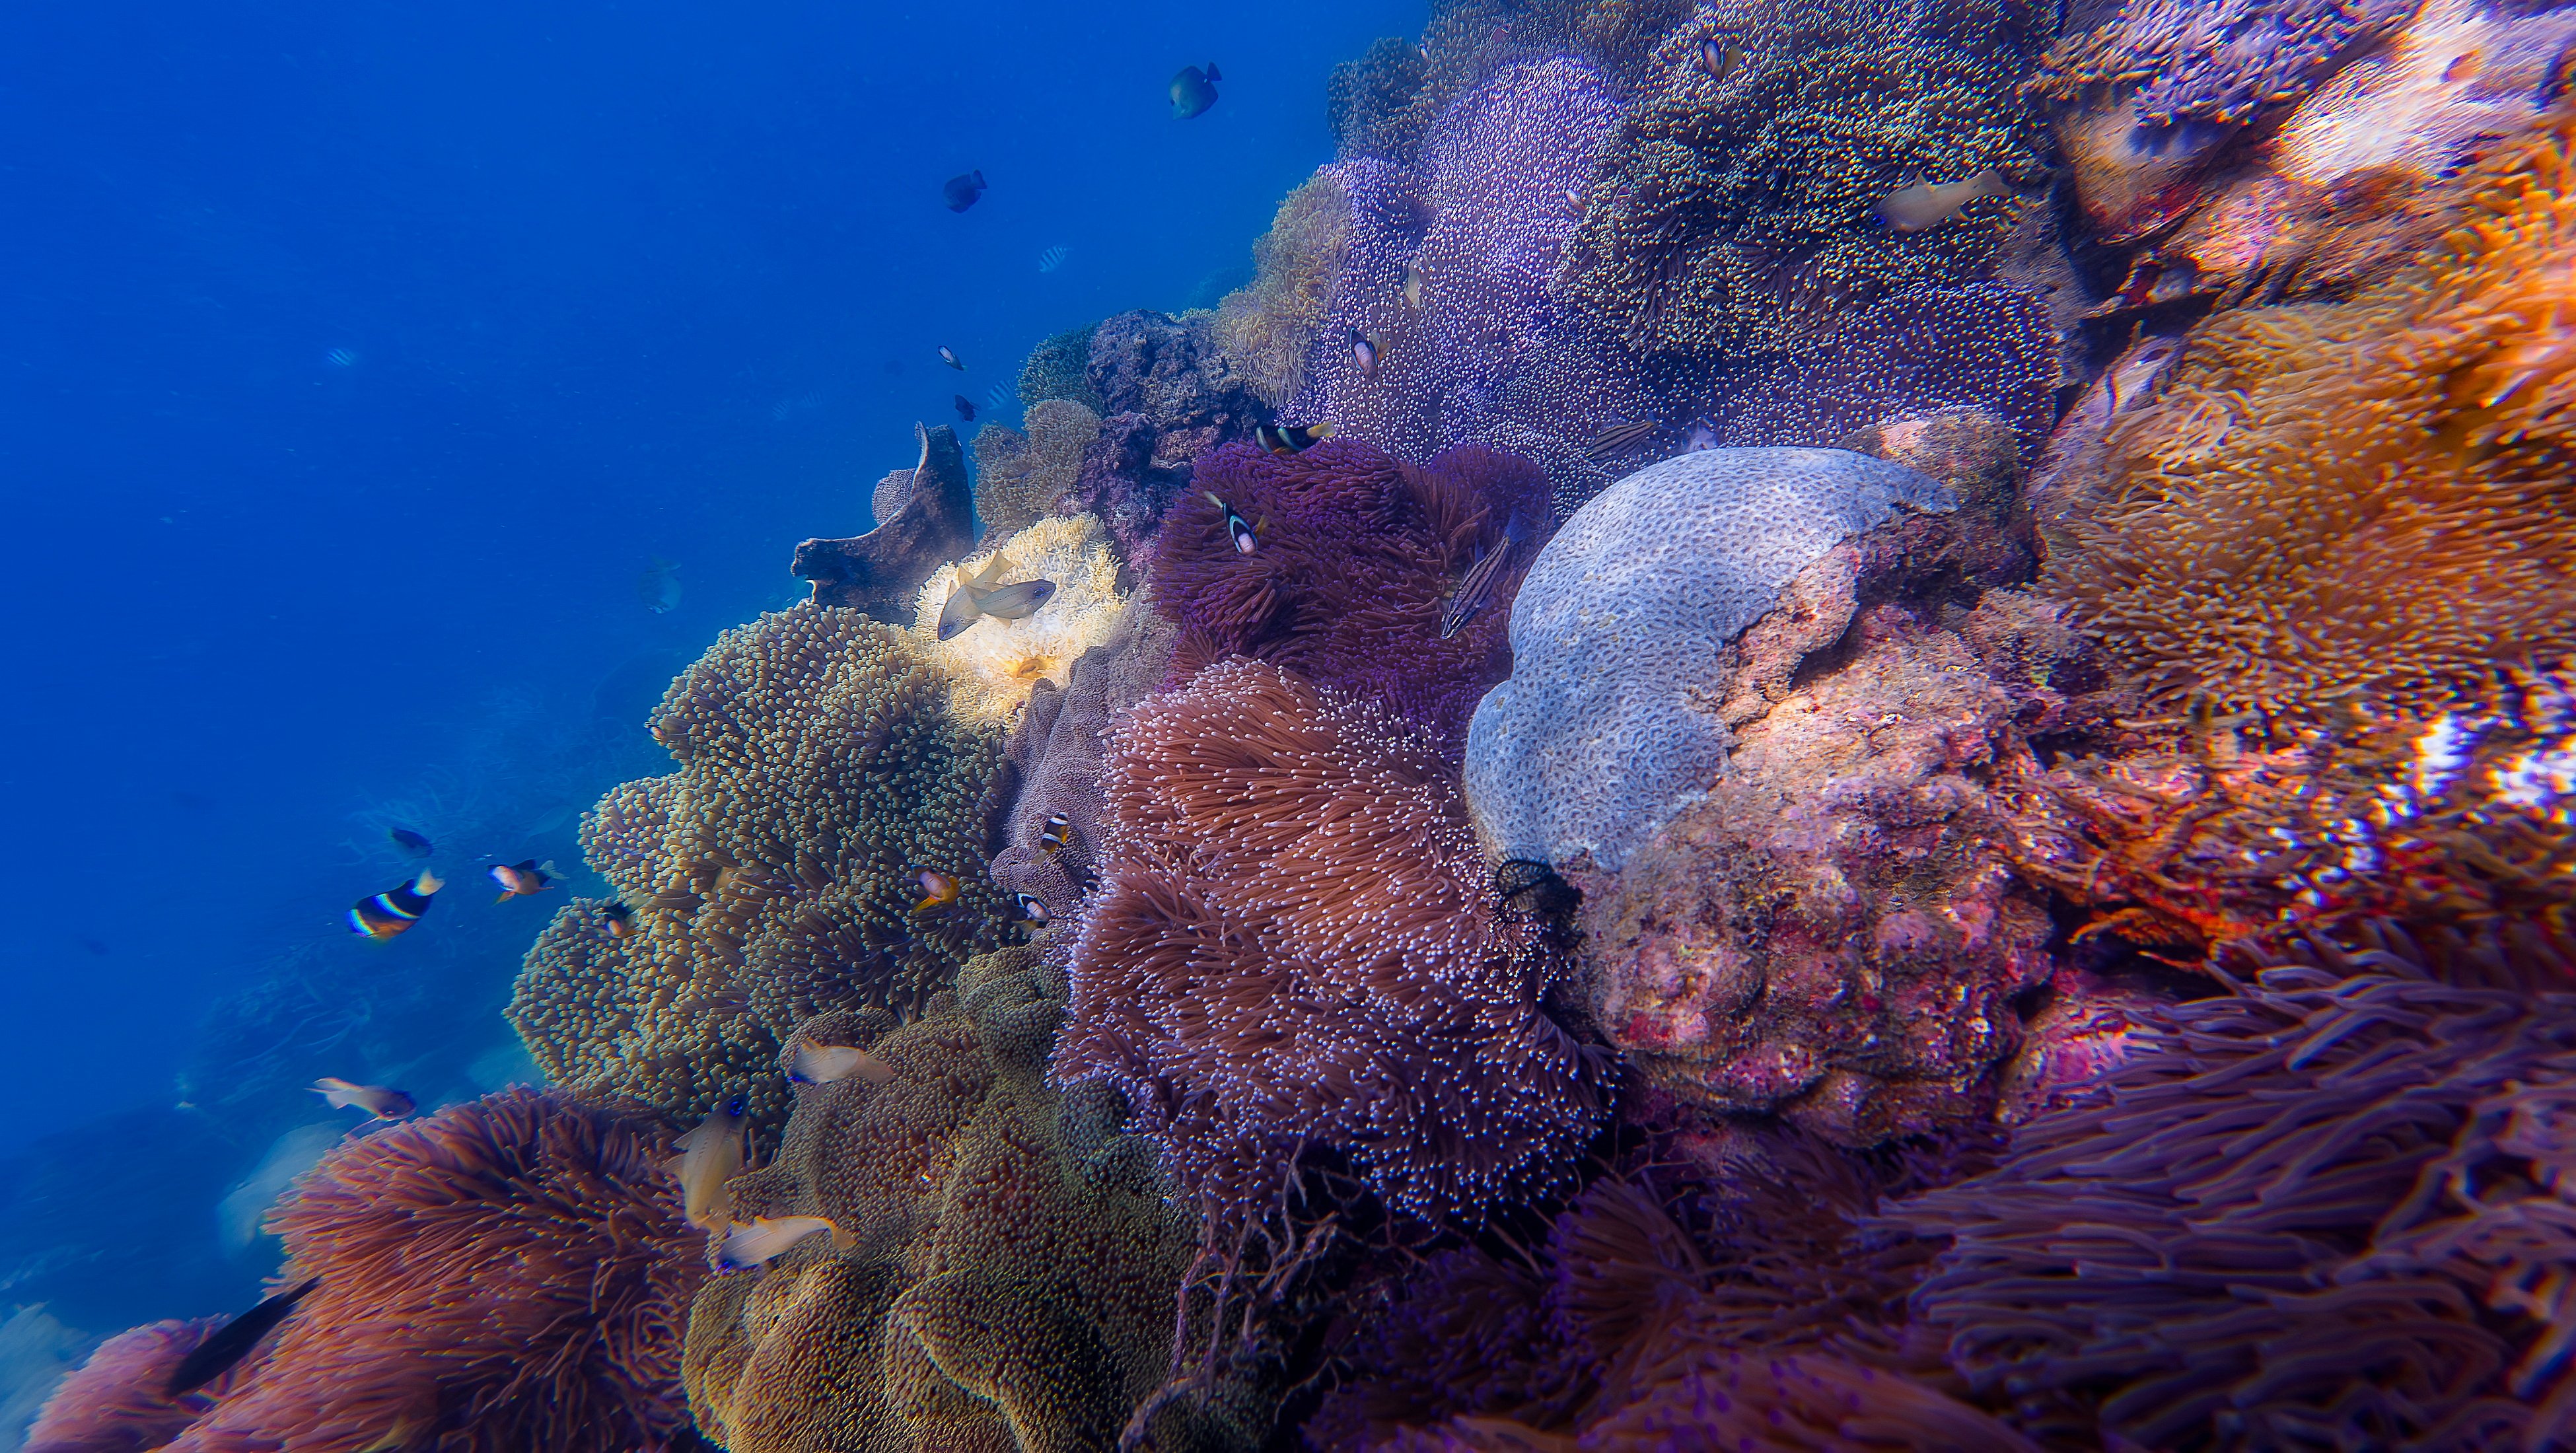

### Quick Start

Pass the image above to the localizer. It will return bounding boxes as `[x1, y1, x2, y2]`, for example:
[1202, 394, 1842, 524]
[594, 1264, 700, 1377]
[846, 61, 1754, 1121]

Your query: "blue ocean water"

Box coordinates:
[0, 0, 1415, 1349]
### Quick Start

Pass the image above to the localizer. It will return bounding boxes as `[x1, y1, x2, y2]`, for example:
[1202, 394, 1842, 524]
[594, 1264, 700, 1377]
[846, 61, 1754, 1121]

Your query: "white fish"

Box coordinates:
[311, 1078, 415, 1121]
[325, 347, 359, 369]
[790, 1038, 897, 1086]
[664, 1097, 747, 1230]
[1037, 245, 1071, 273]
[715, 1215, 855, 1272]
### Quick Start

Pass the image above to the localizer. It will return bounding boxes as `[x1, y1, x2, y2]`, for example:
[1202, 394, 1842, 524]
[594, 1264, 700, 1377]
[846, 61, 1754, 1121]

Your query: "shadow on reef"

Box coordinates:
[34, 1, 2576, 1448]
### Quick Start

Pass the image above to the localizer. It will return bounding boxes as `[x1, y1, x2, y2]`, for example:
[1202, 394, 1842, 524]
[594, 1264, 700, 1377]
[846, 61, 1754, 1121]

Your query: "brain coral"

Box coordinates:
[968, 402, 1100, 539]
[1558, 0, 2052, 361]
[2050, 140, 2576, 715]
[1464, 446, 1955, 871]
[1053, 658, 1612, 1223]
[151, 1090, 704, 1453]
[910, 512, 1130, 725]
[1896, 934, 2576, 1449]
[510, 606, 1007, 1135]
[681, 948, 1248, 1453]
[1153, 437, 1550, 757]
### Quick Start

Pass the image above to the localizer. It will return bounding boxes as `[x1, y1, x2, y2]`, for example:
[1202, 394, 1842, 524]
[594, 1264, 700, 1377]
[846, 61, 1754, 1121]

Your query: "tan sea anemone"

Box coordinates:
[910, 512, 1129, 723]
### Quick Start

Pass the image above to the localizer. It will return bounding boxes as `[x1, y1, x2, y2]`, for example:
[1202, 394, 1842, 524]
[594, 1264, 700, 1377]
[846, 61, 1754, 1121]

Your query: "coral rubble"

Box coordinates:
[510, 606, 1006, 1133]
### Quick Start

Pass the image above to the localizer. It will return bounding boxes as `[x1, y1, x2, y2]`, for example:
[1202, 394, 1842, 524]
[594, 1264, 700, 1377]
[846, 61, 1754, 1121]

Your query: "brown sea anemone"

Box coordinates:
[24, 1318, 231, 1453]
[160, 1089, 706, 1452]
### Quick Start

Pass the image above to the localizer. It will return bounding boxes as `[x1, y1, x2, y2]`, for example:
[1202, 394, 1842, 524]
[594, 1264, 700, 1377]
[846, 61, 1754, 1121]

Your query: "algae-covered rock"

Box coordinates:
[1463, 446, 1954, 872]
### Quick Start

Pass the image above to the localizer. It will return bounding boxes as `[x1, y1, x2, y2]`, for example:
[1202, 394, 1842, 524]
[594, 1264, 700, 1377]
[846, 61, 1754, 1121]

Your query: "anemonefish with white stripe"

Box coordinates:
[1254, 421, 1333, 456]
[490, 859, 560, 902]
[348, 869, 442, 938]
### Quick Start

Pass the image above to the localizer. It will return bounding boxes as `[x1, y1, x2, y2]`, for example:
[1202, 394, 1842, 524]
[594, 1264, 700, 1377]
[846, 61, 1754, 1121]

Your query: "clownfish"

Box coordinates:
[911, 868, 960, 914]
[602, 902, 637, 939]
[490, 860, 560, 902]
[348, 869, 442, 939]
[1012, 892, 1050, 927]
[1037, 811, 1074, 856]
[1254, 421, 1333, 456]
[1203, 491, 1263, 554]
[1349, 330, 1379, 378]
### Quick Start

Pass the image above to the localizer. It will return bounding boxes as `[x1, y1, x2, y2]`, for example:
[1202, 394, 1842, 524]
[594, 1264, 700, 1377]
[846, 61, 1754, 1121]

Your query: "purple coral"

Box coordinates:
[1711, 282, 2063, 454]
[1149, 436, 1549, 757]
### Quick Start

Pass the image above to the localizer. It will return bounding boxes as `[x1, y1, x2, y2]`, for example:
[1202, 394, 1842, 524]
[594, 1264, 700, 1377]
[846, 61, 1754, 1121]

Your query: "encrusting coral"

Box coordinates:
[1896, 929, 2576, 1450]
[55, 1090, 707, 1453]
[909, 512, 1131, 725]
[1052, 657, 1612, 1225]
[1559, 0, 2052, 361]
[680, 948, 1250, 1453]
[968, 400, 1100, 540]
[2050, 127, 2576, 717]
[510, 606, 1007, 1134]
[1464, 445, 1957, 872]
[1155, 437, 1550, 758]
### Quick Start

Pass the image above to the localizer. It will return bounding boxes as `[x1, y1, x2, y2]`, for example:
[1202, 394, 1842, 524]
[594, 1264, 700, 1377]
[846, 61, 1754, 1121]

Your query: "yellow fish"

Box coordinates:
[789, 1038, 896, 1086]
[910, 868, 960, 915]
[665, 1096, 747, 1230]
[715, 1215, 855, 1272]
[1874, 170, 2009, 232]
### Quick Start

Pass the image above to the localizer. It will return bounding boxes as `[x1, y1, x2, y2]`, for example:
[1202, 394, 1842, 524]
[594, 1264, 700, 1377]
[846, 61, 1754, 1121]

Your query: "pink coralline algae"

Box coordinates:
[1152, 436, 1548, 758]
[1050, 657, 1610, 1223]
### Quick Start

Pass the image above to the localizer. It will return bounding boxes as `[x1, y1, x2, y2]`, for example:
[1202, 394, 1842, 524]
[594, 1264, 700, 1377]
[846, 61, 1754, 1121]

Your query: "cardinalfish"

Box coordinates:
[910, 868, 960, 914]
[164, 1277, 322, 1399]
[666, 1096, 747, 1230]
[715, 1215, 855, 1273]
[1349, 329, 1380, 378]
[1441, 518, 1528, 639]
[490, 860, 560, 902]
[938, 345, 966, 371]
[312, 1078, 416, 1121]
[1874, 170, 2008, 232]
[602, 901, 638, 939]
[348, 869, 441, 939]
[936, 552, 1059, 641]
[1203, 491, 1263, 554]
[1254, 421, 1332, 456]
[790, 1036, 897, 1086]
[1037, 810, 1074, 856]
[387, 827, 433, 860]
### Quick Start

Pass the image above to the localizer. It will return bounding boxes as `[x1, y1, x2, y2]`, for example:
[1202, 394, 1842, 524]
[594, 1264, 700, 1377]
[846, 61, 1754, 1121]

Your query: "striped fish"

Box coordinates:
[1441, 518, 1527, 639]
[1038, 245, 1071, 273]
[1582, 419, 1659, 461]
[349, 869, 442, 938]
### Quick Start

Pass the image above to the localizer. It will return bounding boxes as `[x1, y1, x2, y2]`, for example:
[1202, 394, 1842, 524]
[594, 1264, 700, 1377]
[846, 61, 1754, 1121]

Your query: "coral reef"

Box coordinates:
[90, 1090, 705, 1453]
[1464, 445, 1956, 872]
[1153, 437, 1549, 756]
[2030, 0, 2397, 130]
[510, 607, 1006, 1132]
[1053, 658, 1610, 1223]
[24, 1319, 227, 1453]
[1897, 933, 2576, 1449]
[987, 609, 1178, 920]
[793, 423, 977, 622]
[1212, 176, 1351, 409]
[968, 400, 1100, 540]
[1711, 281, 2061, 453]
[1016, 324, 1105, 413]
[2050, 141, 2576, 715]
[1559, 0, 2052, 361]
[1067, 311, 1270, 567]
[680, 948, 1246, 1453]
[909, 512, 1131, 725]
[1275, 158, 1438, 463]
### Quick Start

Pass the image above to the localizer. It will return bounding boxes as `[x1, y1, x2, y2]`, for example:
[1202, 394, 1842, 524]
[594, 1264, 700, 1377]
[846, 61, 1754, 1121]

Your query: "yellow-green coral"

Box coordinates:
[910, 513, 1131, 725]
[1212, 176, 1353, 408]
[2050, 131, 2576, 714]
[1017, 325, 1103, 412]
[681, 948, 1252, 1452]
[508, 606, 1009, 1133]
[969, 401, 1098, 539]
[1560, 0, 2051, 359]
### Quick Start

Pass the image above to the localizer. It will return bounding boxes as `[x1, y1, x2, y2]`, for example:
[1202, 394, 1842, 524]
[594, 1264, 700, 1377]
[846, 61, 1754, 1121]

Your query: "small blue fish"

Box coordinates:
[388, 827, 433, 859]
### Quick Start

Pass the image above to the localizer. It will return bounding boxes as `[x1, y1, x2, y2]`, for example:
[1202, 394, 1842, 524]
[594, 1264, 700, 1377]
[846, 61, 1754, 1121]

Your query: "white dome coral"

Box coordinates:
[910, 512, 1130, 723]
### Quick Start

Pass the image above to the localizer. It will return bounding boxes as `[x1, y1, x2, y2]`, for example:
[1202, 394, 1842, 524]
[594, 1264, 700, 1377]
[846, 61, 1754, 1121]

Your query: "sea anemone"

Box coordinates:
[911, 512, 1131, 724]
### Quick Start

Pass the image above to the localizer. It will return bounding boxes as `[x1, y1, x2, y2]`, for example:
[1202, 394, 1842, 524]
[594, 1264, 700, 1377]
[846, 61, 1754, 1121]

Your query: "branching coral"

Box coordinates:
[910, 513, 1131, 725]
[510, 606, 1007, 1133]
[969, 401, 1100, 539]
[1052, 658, 1611, 1224]
[1155, 437, 1550, 758]
[1559, 0, 2052, 360]
[122, 1090, 706, 1453]
[681, 948, 1248, 1453]
[2052, 145, 2576, 715]
[1213, 176, 1351, 409]
[1896, 933, 2576, 1449]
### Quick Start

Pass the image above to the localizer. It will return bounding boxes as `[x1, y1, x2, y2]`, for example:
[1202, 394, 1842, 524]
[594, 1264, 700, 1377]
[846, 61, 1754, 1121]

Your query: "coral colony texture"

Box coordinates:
[509, 606, 1007, 1135]
[81, 7, 2576, 1452]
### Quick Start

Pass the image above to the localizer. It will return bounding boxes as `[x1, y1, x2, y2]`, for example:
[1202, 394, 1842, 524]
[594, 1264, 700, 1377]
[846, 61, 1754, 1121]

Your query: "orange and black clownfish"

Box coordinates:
[349, 869, 443, 939]
[490, 859, 560, 902]
[1254, 421, 1333, 456]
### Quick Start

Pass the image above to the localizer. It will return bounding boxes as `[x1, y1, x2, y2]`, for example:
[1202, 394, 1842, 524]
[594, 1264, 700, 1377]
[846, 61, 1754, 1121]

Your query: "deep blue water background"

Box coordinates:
[0, 0, 1415, 1366]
